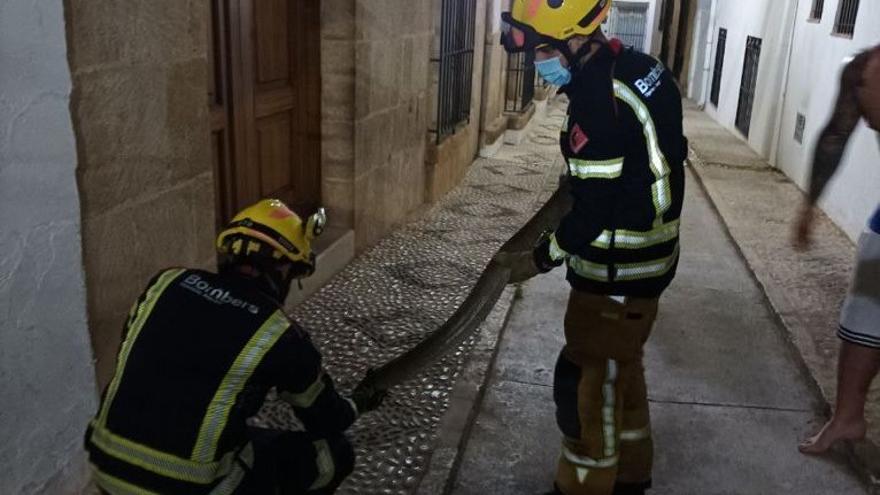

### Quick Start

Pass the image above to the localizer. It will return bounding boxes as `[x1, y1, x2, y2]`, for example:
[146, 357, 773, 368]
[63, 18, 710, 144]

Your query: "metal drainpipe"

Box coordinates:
[698, 0, 718, 109]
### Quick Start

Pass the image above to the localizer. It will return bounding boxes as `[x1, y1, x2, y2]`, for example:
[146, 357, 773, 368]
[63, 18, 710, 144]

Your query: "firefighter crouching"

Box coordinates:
[84, 199, 386, 494]
[498, 1, 687, 494]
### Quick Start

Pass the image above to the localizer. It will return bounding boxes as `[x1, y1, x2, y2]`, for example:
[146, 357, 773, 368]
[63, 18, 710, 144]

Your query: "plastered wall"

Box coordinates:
[0, 0, 98, 492]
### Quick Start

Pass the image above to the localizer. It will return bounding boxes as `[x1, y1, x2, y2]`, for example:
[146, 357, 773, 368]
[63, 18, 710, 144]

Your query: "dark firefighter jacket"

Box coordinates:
[84, 268, 357, 494]
[550, 41, 687, 298]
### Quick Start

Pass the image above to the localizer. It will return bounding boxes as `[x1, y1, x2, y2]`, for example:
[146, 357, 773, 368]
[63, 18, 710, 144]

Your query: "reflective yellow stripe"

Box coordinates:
[590, 219, 681, 250]
[561, 444, 619, 469]
[620, 426, 651, 442]
[568, 256, 610, 281]
[549, 233, 569, 262]
[613, 81, 672, 220]
[209, 443, 255, 495]
[280, 372, 326, 408]
[98, 269, 185, 427]
[308, 439, 336, 490]
[89, 423, 239, 484]
[566, 243, 679, 282]
[568, 158, 624, 179]
[602, 360, 619, 457]
[93, 466, 160, 495]
[615, 243, 680, 281]
[192, 310, 290, 462]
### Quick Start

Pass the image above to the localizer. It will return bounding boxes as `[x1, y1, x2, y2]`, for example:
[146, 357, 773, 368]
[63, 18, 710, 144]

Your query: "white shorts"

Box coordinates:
[839, 230, 880, 349]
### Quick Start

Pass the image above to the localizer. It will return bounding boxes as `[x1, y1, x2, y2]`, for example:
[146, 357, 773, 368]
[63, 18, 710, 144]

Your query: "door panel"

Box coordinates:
[209, 0, 321, 226]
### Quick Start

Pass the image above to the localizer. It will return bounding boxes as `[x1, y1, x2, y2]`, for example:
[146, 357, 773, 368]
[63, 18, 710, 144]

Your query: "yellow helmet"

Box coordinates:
[502, 0, 612, 52]
[216, 199, 326, 271]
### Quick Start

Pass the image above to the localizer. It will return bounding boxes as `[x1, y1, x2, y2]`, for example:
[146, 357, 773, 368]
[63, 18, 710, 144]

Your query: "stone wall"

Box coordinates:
[66, 0, 215, 388]
[0, 1, 98, 492]
[321, 0, 434, 251]
[479, 0, 509, 152]
[353, 0, 434, 249]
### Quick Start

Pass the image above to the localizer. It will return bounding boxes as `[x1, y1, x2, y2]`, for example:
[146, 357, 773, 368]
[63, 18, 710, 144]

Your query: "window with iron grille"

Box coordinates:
[833, 0, 860, 37]
[808, 0, 824, 21]
[735, 36, 762, 137]
[710, 28, 727, 107]
[606, 3, 649, 52]
[505, 51, 536, 113]
[431, 0, 477, 143]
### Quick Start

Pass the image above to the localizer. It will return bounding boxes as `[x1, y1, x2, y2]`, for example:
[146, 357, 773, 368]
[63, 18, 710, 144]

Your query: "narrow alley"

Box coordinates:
[4, 1, 879, 494]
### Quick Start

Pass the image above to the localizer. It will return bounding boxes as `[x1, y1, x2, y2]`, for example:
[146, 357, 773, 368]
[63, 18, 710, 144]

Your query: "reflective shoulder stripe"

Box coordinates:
[613, 80, 672, 220]
[308, 439, 337, 491]
[93, 466, 161, 495]
[590, 219, 681, 250]
[97, 268, 186, 427]
[89, 422, 238, 484]
[280, 372, 327, 408]
[561, 444, 619, 469]
[192, 310, 291, 462]
[568, 158, 625, 179]
[549, 233, 569, 262]
[615, 243, 680, 281]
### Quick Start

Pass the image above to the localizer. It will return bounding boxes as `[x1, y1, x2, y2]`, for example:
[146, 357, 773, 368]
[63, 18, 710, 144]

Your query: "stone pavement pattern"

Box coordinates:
[248, 102, 568, 494]
[684, 101, 880, 483]
[448, 167, 869, 494]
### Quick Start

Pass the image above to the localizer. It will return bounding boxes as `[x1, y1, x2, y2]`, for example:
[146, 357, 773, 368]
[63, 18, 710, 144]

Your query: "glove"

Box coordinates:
[532, 234, 562, 273]
[493, 250, 541, 284]
[350, 369, 387, 414]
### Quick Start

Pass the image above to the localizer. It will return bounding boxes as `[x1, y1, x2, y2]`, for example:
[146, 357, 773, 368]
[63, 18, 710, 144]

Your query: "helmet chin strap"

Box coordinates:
[552, 36, 608, 71]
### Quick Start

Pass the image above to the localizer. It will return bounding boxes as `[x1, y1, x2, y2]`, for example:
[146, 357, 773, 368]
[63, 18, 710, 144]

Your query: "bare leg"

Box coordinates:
[799, 341, 880, 454]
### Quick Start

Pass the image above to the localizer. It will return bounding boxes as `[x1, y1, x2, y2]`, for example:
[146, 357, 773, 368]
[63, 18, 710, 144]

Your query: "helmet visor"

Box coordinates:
[501, 12, 550, 53]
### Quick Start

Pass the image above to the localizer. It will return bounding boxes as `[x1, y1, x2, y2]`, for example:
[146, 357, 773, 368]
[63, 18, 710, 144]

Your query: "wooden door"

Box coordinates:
[209, 0, 322, 227]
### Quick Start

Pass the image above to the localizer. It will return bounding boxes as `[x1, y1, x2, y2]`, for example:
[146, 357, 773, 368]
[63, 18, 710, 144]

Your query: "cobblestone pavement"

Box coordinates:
[248, 100, 568, 494]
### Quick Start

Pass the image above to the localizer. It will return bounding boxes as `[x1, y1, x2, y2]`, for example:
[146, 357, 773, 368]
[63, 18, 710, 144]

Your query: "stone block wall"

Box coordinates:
[353, 0, 433, 249]
[321, 0, 434, 251]
[66, 0, 215, 388]
[0, 1, 98, 493]
[479, 0, 509, 150]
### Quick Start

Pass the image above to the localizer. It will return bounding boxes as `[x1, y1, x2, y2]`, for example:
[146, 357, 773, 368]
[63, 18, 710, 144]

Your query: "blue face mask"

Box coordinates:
[535, 56, 572, 86]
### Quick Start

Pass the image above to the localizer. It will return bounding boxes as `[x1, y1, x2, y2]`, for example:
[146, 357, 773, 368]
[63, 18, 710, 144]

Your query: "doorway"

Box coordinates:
[208, 0, 322, 226]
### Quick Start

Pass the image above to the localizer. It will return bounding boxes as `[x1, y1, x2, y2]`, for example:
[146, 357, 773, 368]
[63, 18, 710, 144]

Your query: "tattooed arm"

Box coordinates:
[794, 52, 869, 249]
[806, 54, 868, 204]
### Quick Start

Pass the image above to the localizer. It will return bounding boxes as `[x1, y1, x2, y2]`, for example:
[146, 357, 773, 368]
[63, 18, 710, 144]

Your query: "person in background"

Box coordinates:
[794, 44, 880, 455]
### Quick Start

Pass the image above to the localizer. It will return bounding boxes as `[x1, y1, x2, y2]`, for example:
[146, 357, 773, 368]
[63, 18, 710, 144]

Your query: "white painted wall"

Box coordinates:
[0, 1, 99, 493]
[702, 0, 800, 160]
[776, 0, 880, 241]
[687, 0, 714, 102]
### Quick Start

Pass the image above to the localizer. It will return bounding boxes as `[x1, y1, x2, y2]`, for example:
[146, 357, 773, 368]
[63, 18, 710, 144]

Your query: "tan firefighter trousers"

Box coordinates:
[553, 290, 659, 495]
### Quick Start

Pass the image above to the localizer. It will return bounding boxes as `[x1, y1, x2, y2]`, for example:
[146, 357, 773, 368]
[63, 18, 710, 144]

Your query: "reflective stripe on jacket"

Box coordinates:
[85, 268, 356, 494]
[554, 43, 687, 297]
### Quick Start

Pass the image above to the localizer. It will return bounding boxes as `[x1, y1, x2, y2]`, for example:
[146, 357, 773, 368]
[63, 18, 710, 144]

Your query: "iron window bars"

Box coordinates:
[505, 51, 536, 113]
[431, 0, 477, 143]
[833, 0, 860, 37]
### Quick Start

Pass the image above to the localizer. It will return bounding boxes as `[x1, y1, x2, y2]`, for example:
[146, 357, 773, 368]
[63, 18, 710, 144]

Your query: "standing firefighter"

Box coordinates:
[498, 1, 687, 494]
[84, 199, 386, 494]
